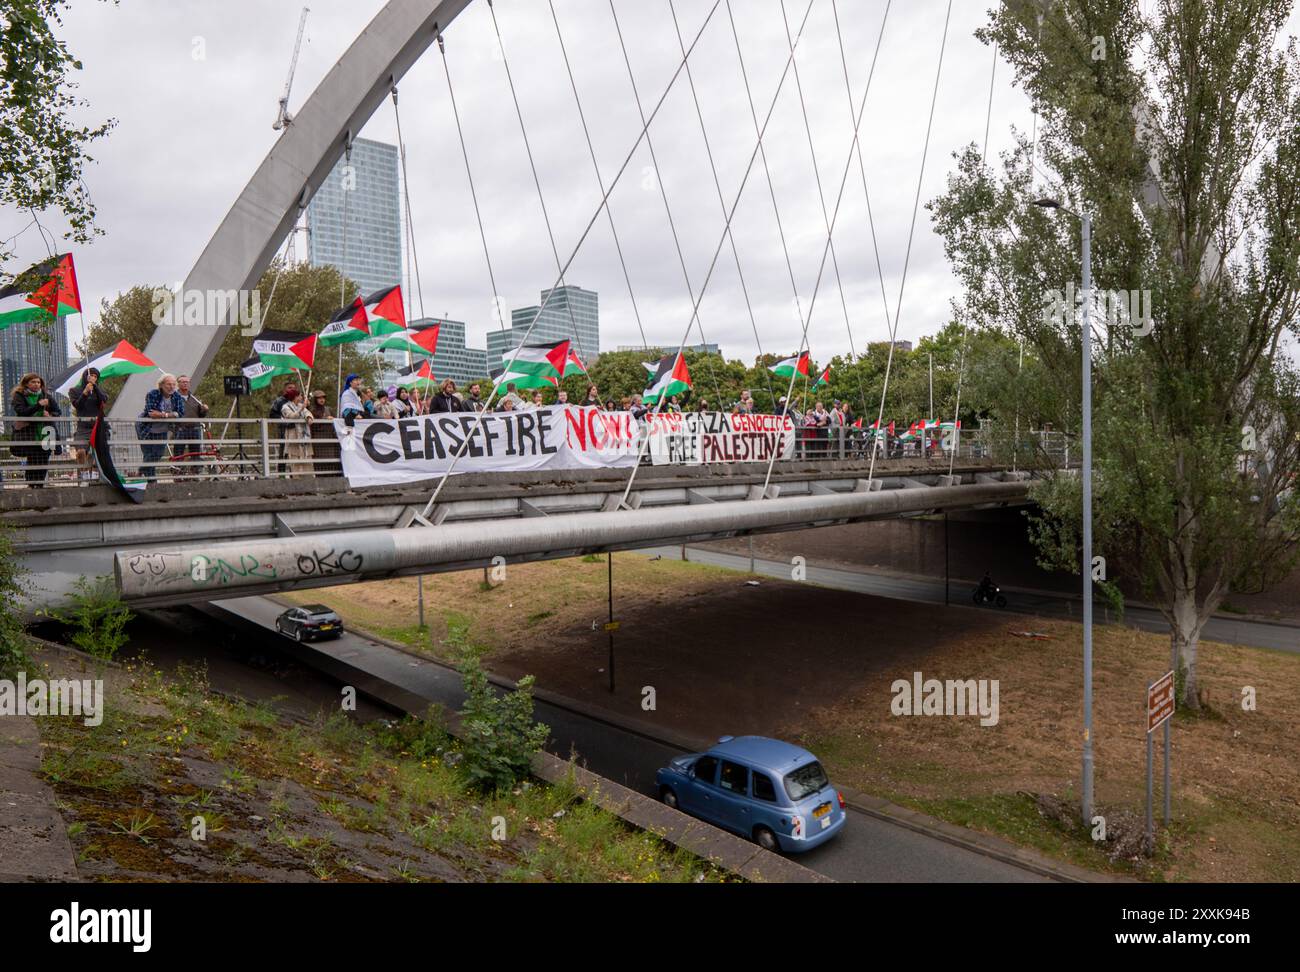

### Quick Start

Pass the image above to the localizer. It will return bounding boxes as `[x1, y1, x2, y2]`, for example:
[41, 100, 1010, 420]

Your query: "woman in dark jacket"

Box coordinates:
[68, 367, 109, 480]
[9, 372, 61, 487]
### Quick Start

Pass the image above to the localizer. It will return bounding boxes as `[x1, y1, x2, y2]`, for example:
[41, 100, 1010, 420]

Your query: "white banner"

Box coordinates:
[334, 406, 640, 487]
[643, 411, 796, 465]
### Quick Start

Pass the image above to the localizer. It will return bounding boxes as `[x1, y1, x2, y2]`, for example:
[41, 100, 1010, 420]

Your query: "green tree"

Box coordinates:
[1, 1, 115, 286]
[929, 0, 1300, 707]
[79, 260, 382, 416]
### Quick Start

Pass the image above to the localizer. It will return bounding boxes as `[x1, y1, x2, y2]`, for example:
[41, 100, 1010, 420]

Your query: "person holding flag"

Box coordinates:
[68, 368, 108, 481]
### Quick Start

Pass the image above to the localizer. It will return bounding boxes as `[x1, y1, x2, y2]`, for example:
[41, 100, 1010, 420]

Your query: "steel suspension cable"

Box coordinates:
[830, 0, 896, 379]
[725, 0, 811, 389]
[612, 0, 818, 511]
[864, 0, 953, 487]
[777, 0, 869, 423]
[757, 1, 903, 499]
[392, 88, 426, 323]
[547, 0, 650, 354]
[485, 0, 592, 367]
[417, 2, 725, 521]
[666, 0, 777, 409]
[606, 0, 724, 408]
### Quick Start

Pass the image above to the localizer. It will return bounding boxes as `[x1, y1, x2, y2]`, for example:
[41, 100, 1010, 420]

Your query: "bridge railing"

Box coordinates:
[0, 415, 344, 488]
[0, 414, 1071, 489]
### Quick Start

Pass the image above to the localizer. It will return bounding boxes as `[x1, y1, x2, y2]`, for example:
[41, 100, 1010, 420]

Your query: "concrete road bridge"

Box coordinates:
[2, 455, 1034, 613]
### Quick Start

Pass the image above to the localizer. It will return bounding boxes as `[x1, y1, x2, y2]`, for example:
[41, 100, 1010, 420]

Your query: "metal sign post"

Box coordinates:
[1145, 670, 1175, 853]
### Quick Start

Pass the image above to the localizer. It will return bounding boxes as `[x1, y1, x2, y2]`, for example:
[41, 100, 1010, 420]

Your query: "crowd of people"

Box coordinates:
[4, 368, 952, 488]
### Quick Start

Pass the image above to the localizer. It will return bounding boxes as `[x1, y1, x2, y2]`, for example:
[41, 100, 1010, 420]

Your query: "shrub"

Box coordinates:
[456, 653, 549, 792]
[0, 523, 28, 676]
[40, 576, 133, 661]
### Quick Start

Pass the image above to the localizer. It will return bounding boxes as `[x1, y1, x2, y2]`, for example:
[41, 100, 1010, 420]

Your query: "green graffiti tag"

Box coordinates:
[190, 553, 279, 586]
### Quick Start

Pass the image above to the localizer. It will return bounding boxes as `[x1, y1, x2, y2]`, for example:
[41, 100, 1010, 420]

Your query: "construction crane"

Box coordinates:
[272, 6, 310, 131]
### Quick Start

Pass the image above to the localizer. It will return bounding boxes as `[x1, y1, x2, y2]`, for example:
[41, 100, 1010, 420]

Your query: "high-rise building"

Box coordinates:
[306, 137, 402, 300]
[617, 343, 721, 357]
[487, 285, 599, 371]
[412, 317, 489, 387]
[2, 316, 68, 412]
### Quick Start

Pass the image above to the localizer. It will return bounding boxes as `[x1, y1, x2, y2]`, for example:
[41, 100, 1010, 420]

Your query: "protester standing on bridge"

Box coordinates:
[582, 383, 601, 408]
[391, 386, 413, 418]
[372, 388, 397, 419]
[308, 390, 338, 476]
[338, 373, 363, 426]
[431, 379, 461, 413]
[171, 374, 209, 480]
[9, 373, 60, 487]
[279, 387, 313, 477]
[464, 383, 486, 412]
[267, 381, 298, 474]
[629, 393, 647, 420]
[499, 382, 525, 410]
[139, 373, 183, 482]
[68, 367, 108, 482]
[556, 389, 570, 406]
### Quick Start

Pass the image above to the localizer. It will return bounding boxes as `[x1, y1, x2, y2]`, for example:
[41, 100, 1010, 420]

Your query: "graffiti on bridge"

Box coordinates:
[190, 553, 278, 586]
[294, 547, 364, 578]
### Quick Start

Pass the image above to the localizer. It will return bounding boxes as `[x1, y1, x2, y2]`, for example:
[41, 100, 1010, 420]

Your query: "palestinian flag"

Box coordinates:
[0, 254, 81, 329]
[90, 417, 146, 503]
[492, 364, 557, 393]
[497, 339, 569, 390]
[643, 351, 692, 405]
[252, 329, 316, 370]
[564, 347, 589, 378]
[240, 354, 293, 391]
[319, 297, 370, 347]
[395, 359, 438, 391]
[361, 285, 406, 335]
[769, 351, 810, 380]
[812, 365, 831, 390]
[866, 419, 895, 437]
[376, 322, 439, 357]
[53, 340, 155, 398]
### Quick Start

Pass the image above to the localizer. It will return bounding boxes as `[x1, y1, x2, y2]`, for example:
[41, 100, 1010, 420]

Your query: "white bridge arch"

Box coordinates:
[110, 0, 474, 417]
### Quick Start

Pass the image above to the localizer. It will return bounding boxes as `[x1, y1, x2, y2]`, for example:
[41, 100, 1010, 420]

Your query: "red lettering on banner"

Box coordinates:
[564, 407, 587, 450]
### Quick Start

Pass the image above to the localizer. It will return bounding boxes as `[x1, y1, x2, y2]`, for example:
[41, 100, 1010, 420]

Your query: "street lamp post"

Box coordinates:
[1034, 196, 1094, 826]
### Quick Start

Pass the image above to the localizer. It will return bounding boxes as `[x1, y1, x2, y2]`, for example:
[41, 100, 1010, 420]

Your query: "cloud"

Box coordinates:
[11, 0, 1037, 363]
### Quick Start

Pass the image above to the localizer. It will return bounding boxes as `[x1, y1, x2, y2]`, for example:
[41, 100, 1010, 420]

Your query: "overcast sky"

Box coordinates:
[7, 0, 1289, 364]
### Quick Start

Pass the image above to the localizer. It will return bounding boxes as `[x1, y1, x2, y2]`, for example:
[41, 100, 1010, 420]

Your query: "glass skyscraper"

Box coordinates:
[306, 137, 402, 300]
[486, 285, 599, 372]
[2, 316, 68, 412]
[411, 317, 488, 387]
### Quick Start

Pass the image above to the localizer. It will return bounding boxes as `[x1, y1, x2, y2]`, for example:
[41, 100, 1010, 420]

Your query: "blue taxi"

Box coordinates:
[656, 735, 846, 853]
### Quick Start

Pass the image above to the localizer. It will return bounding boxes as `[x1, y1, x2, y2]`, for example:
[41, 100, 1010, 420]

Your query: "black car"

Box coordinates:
[275, 604, 344, 642]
